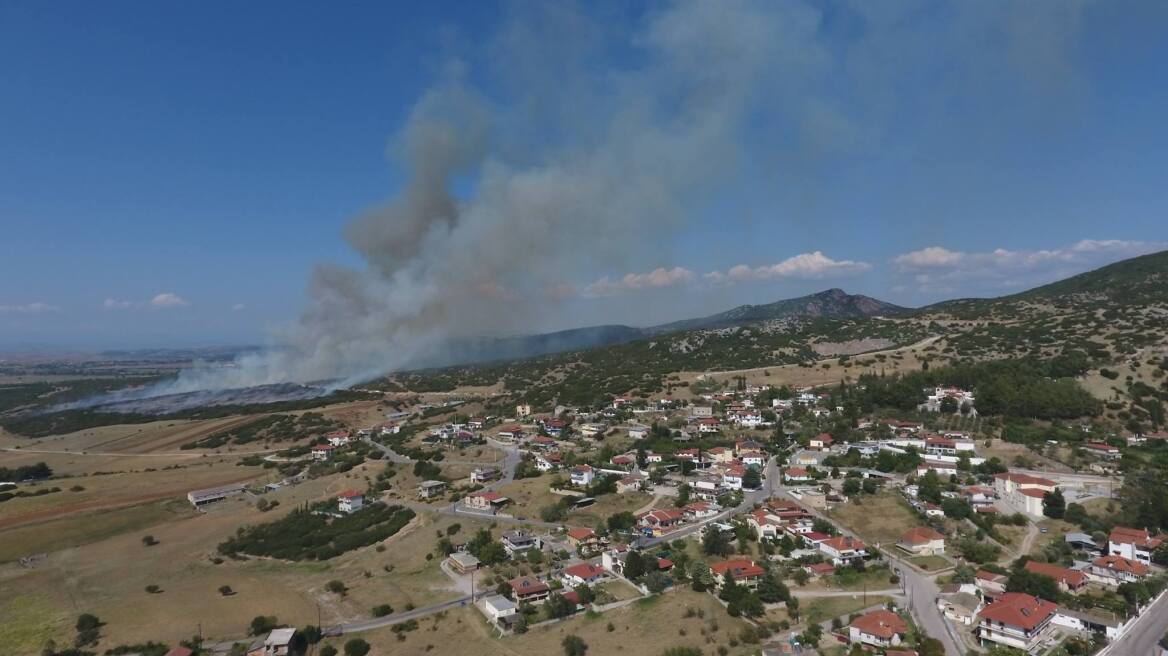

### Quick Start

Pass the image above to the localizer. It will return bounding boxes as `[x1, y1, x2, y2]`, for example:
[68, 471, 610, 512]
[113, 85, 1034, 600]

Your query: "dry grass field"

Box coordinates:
[825, 492, 922, 547]
[340, 589, 762, 656]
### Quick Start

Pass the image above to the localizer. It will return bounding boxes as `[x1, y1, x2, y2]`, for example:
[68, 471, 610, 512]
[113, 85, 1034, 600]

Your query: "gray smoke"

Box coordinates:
[120, 0, 1093, 401]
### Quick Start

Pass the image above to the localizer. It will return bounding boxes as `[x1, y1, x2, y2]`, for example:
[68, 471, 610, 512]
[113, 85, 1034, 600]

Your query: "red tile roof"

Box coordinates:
[1024, 560, 1086, 588]
[563, 562, 604, 581]
[509, 575, 549, 596]
[566, 527, 596, 541]
[820, 535, 866, 552]
[1092, 555, 1149, 576]
[337, 490, 363, 499]
[899, 527, 945, 545]
[849, 609, 908, 639]
[977, 592, 1058, 631]
[709, 559, 765, 580]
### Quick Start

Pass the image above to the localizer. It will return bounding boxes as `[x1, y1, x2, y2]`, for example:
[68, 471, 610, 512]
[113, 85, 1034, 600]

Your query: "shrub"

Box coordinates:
[372, 604, 394, 617]
[344, 638, 371, 656]
[142, 535, 159, 547]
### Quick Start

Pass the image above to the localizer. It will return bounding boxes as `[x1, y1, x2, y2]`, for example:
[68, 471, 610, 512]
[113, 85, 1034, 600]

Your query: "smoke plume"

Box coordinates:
[121, 0, 1092, 401]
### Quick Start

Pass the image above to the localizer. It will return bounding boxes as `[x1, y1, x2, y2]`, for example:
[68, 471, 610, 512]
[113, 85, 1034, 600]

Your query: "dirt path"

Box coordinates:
[633, 495, 664, 515]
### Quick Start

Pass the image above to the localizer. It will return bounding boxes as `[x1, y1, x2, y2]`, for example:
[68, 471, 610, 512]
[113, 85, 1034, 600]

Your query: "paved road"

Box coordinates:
[773, 486, 964, 656]
[1101, 589, 1168, 656]
[886, 552, 965, 656]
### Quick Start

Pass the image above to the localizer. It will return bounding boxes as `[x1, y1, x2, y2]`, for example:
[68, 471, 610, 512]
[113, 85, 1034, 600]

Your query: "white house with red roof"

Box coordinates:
[848, 609, 908, 648]
[463, 490, 509, 513]
[683, 501, 720, 521]
[570, 465, 595, 487]
[561, 562, 606, 587]
[1108, 526, 1164, 565]
[818, 535, 868, 566]
[637, 508, 685, 536]
[337, 490, 364, 514]
[1088, 555, 1149, 586]
[534, 452, 562, 471]
[697, 417, 721, 434]
[1084, 442, 1121, 459]
[783, 466, 812, 483]
[976, 592, 1058, 652]
[809, 433, 834, 450]
[310, 444, 335, 461]
[994, 471, 1057, 518]
[709, 559, 765, 588]
[897, 527, 945, 556]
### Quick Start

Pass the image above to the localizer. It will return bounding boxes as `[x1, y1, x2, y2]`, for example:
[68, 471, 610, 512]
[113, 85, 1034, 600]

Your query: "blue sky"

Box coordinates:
[2, 1, 1166, 351]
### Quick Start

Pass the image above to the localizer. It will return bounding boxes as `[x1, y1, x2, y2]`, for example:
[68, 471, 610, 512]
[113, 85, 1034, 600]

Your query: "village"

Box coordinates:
[177, 382, 1168, 656]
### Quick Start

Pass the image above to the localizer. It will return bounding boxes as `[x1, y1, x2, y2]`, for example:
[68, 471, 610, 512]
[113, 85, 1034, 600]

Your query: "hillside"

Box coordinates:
[646, 288, 907, 335]
[392, 251, 1168, 427]
[429, 288, 908, 367]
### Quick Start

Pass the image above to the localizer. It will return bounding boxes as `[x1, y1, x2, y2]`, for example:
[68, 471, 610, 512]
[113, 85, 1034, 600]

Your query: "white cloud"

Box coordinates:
[704, 251, 871, 284]
[583, 267, 696, 297]
[892, 239, 1168, 294]
[103, 298, 134, 310]
[150, 293, 190, 309]
[0, 301, 60, 315]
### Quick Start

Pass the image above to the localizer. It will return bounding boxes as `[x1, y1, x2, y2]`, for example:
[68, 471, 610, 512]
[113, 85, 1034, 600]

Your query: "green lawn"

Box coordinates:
[908, 555, 951, 572]
[802, 595, 892, 624]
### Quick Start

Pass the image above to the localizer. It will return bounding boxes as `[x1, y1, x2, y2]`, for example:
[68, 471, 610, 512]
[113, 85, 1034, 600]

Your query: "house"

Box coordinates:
[1024, 560, 1087, 592]
[721, 465, 746, 490]
[936, 591, 982, 625]
[783, 466, 812, 483]
[543, 419, 567, 437]
[570, 465, 595, 487]
[497, 425, 524, 441]
[709, 559, 765, 588]
[463, 490, 509, 513]
[707, 446, 734, 463]
[637, 508, 685, 536]
[310, 444, 336, 461]
[501, 531, 542, 557]
[601, 545, 629, 575]
[579, 423, 606, 438]
[480, 594, 518, 629]
[534, 452, 562, 471]
[1052, 608, 1129, 642]
[1065, 532, 1101, 554]
[818, 535, 867, 566]
[508, 575, 550, 603]
[684, 501, 720, 521]
[1088, 555, 1149, 587]
[471, 467, 500, 484]
[697, 417, 721, 434]
[325, 430, 351, 447]
[337, 490, 365, 514]
[975, 570, 1008, 598]
[802, 562, 835, 578]
[164, 649, 195, 656]
[249, 628, 297, 656]
[690, 406, 713, 418]
[447, 551, 481, 574]
[416, 480, 447, 499]
[975, 592, 1058, 652]
[516, 404, 532, 418]
[628, 425, 650, 440]
[897, 527, 946, 556]
[791, 450, 823, 467]
[848, 609, 908, 648]
[565, 527, 600, 549]
[561, 562, 605, 587]
[610, 453, 636, 468]
[920, 387, 975, 414]
[809, 433, 834, 450]
[379, 422, 402, 436]
[740, 452, 766, 468]
[1084, 442, 1121, 459]
[994, 472, 1057, 518]
[1108, 526, 1164, 565]
[915, 460, 959, 478]
[616, 476, 642, 494]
